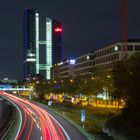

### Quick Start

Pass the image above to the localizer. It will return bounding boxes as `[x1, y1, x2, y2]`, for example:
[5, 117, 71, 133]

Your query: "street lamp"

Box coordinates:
[36, 81, 39, 84]
[107, 75, 111, 78]
[70, 79, 73, 83]
[92, 77, 94, 80]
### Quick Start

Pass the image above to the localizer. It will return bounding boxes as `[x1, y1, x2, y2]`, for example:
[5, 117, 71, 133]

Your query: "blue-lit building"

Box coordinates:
[23, 8, 38, 79]
[23, 8, 62, 79]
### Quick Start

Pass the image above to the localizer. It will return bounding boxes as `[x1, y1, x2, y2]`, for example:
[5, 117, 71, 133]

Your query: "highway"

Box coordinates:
[0, 92, 88, 140]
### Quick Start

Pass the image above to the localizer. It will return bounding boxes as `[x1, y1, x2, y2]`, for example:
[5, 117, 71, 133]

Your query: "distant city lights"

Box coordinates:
[58, 62, 63, 65]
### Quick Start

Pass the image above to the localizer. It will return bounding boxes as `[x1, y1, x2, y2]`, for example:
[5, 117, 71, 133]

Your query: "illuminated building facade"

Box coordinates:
[51, 59, 75, 80]
[51, 53, 95, 80]
[45, 18, 62, 79]
[51, 40, 140, 80]
[23, 8, 38, 78]
[23, 8, 62, 79]
[94, 40, 140, 71]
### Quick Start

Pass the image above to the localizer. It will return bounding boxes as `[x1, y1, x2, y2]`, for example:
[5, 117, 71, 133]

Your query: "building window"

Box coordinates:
[118, 45, 121, 51]
[111, 55, 114, 61]
[107, 49, 109, 54]
[111, 47, 114, 53]
[114, 46, 118, 51]
[108, 56, 111, 61]
[127, 45, 133, 51]
[109, 48, 112, 53]
[135, 45, 140, 51]
[90, 55, 94, 60]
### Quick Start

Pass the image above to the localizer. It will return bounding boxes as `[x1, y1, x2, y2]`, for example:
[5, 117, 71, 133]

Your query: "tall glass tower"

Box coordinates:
[23, 8, 39, 79]
[46, 18, 62, 79]
[23, 8, 62, 79]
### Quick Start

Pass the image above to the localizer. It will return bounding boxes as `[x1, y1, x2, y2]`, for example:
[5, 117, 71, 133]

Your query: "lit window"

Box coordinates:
[114, 46, 118, 51]
[87, 56, 90, 60]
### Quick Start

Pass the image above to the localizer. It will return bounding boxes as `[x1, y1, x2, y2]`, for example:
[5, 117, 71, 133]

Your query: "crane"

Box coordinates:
[121, 0, 128, 59]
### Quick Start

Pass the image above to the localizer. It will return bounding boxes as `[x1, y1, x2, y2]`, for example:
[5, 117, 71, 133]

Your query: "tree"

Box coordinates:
[62, 77, 77, 95]
[91, 71, 113, 98]
[112, 53, 140, 109]
[35, 80, 47, 100]
[73, 72, 113, 97]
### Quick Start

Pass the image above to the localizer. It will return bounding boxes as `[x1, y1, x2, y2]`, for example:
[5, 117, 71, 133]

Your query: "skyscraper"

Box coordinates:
[23, 8, 62, 79]
[46, 18, 62, 79]
[52, 20, 63, 65]
[23, 8, 39, 79]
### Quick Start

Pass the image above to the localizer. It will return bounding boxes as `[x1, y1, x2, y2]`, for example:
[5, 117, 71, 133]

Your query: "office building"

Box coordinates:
[51, 39, 140, 80]
[51, 59, 75, 80]
[23, 8, 62, 79]
[45, 18, 62, 79]
[74, 53, 95, 76]
[94, 40, 140, 71]
[51, 53, 95, 80]
[23, 8, 38, 79]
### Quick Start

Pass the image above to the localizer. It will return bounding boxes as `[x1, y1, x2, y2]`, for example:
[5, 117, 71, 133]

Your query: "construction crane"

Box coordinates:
[121, 0, 128, 59]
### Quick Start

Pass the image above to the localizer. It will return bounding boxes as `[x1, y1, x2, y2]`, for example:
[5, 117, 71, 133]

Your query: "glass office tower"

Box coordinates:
[23, 8, 62, 79]
[23, 8, 39, 79]
[46, 18, 62, 79]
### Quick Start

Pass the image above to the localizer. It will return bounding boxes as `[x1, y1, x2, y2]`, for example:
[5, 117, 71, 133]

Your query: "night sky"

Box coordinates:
[0, 0, 140, 79]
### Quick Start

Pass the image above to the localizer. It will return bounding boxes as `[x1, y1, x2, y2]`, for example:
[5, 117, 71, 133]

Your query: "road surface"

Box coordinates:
[0, 92, 88, 140]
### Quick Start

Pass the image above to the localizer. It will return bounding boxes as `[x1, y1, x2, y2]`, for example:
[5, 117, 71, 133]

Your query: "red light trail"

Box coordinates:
[0, 92, 69, 140]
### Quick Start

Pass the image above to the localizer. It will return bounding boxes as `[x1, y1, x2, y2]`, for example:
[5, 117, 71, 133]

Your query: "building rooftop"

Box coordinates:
[120, 39, 140, 43]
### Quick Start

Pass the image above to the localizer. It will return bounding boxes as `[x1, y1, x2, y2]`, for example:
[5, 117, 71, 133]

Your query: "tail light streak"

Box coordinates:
[0, 92, 70, 140]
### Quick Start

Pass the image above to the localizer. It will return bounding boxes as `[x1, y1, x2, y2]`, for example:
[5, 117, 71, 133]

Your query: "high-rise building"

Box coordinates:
[45, 18, 62, 79]
[23, 8, 62, 79]
[52, 20, 63, 65]
[23, 8, 39, 79]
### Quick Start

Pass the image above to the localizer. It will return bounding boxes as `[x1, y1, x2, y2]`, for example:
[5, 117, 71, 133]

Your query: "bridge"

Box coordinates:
[0, 87, 32, 91]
